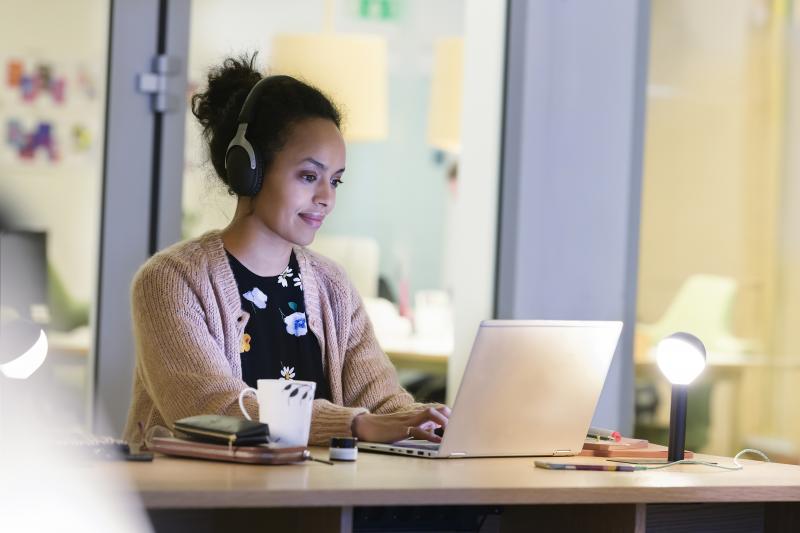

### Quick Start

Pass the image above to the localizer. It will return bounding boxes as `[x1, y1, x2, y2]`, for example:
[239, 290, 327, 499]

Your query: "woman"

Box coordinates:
[123, 55, 449, 446]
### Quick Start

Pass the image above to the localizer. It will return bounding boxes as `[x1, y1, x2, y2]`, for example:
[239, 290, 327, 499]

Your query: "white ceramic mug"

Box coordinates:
[238, 379, 316, 447]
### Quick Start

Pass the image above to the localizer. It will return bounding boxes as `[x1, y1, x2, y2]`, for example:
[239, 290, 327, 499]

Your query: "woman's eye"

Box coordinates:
[302, 174, 316, 183]
[332, 177, 344, 188]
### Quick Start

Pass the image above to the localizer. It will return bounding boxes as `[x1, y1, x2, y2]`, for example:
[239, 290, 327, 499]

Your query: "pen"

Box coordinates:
[586, 433, 616, 442]
[588, 426, 622, 442]
[535, 460, 638, 472]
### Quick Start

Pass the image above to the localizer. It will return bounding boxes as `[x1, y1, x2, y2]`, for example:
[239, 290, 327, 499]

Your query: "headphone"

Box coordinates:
[224, 77, 271, 197]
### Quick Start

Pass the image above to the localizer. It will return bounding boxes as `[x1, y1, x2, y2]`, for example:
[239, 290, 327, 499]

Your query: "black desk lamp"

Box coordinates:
[656, 332, 707, 462]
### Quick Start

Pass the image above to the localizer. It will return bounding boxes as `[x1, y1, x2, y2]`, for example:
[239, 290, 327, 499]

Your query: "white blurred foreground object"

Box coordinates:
[656, 332, 707, 462]
[0, 319, 48, 379]
[0, 393, 151, 532]
[0, 329, 48, 379]
[0, 448, 152, 532]
[1, 314, 150, 530]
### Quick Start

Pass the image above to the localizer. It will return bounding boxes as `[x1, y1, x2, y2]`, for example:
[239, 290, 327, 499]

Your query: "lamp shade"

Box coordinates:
[656, 332, 706, 385]
[271, 33, 387, 142]
[427, 37, 463, 152]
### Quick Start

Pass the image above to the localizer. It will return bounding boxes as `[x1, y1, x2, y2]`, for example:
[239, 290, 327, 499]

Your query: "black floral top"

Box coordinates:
[227, 250, 331, 401]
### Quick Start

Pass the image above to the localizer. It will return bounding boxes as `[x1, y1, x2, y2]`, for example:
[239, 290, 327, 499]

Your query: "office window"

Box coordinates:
[182, 0, 472, 402]
[635, 0, 800, 461]
[0, 0, 109, 430]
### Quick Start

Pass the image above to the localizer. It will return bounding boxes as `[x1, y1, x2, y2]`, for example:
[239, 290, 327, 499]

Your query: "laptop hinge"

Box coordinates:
[449, 452, 467, 457]
[553, 449, 573, 456]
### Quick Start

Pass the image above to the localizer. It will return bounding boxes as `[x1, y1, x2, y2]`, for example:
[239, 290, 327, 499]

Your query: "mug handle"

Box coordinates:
[238, 387, 257, 421]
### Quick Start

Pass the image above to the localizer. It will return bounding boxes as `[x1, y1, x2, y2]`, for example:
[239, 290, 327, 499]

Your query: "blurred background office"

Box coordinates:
[1, 0, 799, 464]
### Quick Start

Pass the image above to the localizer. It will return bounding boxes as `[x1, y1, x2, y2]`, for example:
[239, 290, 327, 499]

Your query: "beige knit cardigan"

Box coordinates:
[122, 230, 417, 445]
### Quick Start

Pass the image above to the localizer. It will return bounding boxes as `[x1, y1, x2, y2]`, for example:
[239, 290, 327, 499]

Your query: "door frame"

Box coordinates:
[93, 0, 190, 435]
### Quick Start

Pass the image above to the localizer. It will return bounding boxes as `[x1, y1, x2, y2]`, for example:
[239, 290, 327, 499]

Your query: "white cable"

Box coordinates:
[635, 448, 771, 471]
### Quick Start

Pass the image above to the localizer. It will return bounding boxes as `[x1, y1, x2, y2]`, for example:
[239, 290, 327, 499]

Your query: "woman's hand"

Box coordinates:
[352, 405, 451, 443]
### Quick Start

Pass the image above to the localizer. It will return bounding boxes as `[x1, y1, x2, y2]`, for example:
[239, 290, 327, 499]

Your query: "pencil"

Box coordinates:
[534, 461, 637, 472]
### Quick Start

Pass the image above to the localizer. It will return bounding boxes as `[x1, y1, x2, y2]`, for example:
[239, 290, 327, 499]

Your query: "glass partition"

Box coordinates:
[0, 0, 110, 430]
[182, 0, 479, 402]
[635, 0, 800, 461]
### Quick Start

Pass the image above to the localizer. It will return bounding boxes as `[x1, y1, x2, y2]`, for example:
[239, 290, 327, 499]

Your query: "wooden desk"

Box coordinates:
[105, 447, 800, 532]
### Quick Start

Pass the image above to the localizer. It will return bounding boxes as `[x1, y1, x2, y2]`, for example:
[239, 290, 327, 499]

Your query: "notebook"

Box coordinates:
[358, 320, 623, 458]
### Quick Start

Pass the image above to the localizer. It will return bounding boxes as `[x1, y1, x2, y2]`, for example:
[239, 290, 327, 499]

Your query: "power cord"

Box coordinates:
[631, 448, 771, 471]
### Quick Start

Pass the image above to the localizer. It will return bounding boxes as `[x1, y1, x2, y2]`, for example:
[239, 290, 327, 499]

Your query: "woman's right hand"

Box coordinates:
[352, 405, 451, 443]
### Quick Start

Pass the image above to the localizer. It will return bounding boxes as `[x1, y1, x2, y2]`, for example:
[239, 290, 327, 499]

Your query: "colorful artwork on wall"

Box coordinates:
[0, 56, 101, 166]
[6, 120, 59, 161]
[6, 59, 67, 104]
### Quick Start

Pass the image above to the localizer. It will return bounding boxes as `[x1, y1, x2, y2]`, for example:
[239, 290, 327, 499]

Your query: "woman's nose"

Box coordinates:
[314, 181, 334, 206]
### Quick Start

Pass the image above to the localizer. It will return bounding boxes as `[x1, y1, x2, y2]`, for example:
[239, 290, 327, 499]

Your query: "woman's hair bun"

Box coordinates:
[191, 53, 261, 151]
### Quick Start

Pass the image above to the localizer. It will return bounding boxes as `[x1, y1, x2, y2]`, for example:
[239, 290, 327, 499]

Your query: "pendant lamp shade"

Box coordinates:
[271, 33, 388, 142]
[427, 37, 463, 153]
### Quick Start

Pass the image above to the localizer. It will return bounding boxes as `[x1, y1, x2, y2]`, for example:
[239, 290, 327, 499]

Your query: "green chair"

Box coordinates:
[638, 274, 740, 352]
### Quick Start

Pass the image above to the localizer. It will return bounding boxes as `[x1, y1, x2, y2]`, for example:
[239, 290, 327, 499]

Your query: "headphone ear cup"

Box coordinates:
[225, 145, 258, 196]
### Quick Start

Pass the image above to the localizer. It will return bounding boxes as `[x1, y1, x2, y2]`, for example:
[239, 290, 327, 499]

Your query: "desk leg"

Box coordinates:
[340, 506, 353, 533]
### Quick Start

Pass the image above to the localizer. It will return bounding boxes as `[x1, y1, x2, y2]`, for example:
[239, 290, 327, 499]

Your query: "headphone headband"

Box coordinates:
[237, 76, 270, 126]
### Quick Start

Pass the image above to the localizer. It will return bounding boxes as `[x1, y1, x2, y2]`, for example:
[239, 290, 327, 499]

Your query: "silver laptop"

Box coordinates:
[358, 320, 622, 459]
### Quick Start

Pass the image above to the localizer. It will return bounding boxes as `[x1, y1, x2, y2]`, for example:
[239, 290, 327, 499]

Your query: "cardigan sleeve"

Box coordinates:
[306, 281, 433, 445]
[130, 257, 258, 428]
[305, 274, 406, 445]
[308, 400, 368, 445]
[337, 277, 421, 415]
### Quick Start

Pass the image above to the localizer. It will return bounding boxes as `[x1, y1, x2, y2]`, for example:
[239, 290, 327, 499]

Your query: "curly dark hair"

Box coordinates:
[191, 53, 341, 194]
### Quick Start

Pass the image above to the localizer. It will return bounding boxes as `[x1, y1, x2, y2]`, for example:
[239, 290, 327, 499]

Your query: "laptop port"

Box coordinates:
[417, 451, 424, 456]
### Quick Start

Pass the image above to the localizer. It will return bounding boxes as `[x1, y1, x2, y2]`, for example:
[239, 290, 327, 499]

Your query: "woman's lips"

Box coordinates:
[299, 213, 324, 228]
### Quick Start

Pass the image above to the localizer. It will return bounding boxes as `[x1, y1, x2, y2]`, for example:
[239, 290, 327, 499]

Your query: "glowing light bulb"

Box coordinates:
[656, 332, 706, 385]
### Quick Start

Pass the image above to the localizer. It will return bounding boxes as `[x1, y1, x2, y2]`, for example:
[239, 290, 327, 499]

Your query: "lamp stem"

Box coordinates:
[667, 384, 688, 462]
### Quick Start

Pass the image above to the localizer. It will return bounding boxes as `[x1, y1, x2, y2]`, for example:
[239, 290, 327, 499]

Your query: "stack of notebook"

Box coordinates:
[580, 437, 694, 459]
[146, 415, 309, 465]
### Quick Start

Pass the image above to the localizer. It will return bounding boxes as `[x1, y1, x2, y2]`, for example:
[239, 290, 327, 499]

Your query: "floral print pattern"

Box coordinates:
[277, 266, 293, 288]
[280, 365, 296, 380]
[284, 311, 308, 337]
[228, 250, 325, 394]
[243, 287, 268, 309]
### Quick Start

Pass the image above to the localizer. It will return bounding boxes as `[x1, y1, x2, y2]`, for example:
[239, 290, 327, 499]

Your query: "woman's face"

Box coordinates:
[252, 117, 346, 247]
